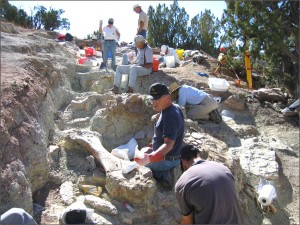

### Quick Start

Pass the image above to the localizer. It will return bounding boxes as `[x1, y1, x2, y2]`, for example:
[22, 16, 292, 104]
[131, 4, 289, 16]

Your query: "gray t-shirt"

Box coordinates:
[175, 160, 244, 224]
[136, 44, 153, 66]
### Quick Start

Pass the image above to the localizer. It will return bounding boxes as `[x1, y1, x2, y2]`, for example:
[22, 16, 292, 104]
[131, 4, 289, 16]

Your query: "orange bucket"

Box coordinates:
[152, 57, 160, 72]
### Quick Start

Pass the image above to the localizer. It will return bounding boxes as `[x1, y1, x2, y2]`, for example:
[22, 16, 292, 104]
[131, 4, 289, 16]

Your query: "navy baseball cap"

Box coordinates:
[148, 83, 170, 100]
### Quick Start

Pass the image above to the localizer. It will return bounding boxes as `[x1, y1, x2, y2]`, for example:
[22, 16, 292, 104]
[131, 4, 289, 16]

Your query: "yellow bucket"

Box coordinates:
[176, 49, 184, 60]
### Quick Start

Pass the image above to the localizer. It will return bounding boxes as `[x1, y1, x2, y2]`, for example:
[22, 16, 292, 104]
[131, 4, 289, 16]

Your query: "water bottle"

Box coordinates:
[123, 203, 134, 212]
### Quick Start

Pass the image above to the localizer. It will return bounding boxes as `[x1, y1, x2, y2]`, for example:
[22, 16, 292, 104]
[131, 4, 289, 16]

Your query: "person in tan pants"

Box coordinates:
[169, 82, 222, 123]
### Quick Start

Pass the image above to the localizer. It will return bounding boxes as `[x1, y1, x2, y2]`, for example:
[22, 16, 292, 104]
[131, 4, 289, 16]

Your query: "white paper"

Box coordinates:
[258, 184, 276, 206]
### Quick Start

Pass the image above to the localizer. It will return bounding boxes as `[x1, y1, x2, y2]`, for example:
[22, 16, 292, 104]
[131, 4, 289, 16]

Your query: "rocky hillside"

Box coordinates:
[0, 20, 299, 224]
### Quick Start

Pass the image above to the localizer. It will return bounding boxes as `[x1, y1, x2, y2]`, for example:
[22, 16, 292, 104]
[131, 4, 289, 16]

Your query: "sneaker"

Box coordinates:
[209, 109, 222, 124]
[110, 85, 119, 94]
[126, 86, 134, 93]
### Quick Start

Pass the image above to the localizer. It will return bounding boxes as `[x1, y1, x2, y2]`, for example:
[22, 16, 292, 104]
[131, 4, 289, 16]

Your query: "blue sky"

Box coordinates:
[9, 1, 227, 42]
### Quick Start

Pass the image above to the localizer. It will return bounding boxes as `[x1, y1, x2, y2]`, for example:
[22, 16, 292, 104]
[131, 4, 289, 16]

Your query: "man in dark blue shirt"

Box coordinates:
[134, 83, 184, 185]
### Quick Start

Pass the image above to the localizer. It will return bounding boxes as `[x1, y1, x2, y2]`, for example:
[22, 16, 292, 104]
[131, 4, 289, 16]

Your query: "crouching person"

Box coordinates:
[159, 45, 181, 67]
[134, 83, 184, 189]
[169, 82, 222, 123]
[175, 145, 244, 224]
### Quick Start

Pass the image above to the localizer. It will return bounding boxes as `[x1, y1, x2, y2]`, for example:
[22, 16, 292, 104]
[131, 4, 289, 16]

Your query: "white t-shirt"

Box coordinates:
[138, 10, 148, 31]
[103, 25, 119, 40]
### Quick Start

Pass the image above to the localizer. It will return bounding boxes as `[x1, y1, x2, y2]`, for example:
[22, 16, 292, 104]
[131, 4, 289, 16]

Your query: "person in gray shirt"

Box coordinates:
[175, 145, 244, 224]
[110, 35, 153, 94]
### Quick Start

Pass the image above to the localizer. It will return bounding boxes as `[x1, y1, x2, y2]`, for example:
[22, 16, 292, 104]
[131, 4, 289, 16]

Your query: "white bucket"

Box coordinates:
[120, 74, 129, 89]
[165, 55, 175, 68]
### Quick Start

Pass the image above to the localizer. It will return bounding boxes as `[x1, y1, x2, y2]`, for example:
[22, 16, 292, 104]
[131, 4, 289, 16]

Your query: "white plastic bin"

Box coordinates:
[208, 78, 230, 92]
[165, 56, 175, 68]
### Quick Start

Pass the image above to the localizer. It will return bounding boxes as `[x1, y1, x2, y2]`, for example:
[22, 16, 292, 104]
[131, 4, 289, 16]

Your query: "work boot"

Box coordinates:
[126, 86, 134, 93]
[209, 109, 222, 124]
[110, 85, 119, 94]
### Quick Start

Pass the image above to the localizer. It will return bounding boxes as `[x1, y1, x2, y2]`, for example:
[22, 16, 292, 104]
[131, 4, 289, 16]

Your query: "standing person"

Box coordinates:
[169, 82, 222, 123]
[109, 35, 153, 94]
[98, 19, 104, 57]
[133, 4, 149, 39]
[134, 83, 184, 188]
[99, 18, 120, 71]
[175, 145, 244, 224]
[160, 45, 181, 67]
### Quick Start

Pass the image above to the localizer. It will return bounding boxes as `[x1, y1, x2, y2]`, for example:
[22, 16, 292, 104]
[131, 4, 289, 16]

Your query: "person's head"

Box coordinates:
[133, 4, 142, 13]
[134, 35, 145, 49]
[108, 18, 114, 26]
[220, 46, 226, 53]
[160, 45, 168, 55]
[180, 145, 200, 172]
[148, 83, 172, 111]
[168, 82, 181, 102]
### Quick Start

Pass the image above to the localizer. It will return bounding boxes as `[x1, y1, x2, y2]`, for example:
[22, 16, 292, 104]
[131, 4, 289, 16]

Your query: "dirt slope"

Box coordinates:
[0, 20, 299, 224]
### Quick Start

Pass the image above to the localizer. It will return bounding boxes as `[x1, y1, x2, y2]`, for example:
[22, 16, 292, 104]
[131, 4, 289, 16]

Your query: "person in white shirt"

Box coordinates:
[169, 82, 222, 123]
[160, 45, 181, 67]
[99, 18, 120, 70]
[133, 4, 149, 39]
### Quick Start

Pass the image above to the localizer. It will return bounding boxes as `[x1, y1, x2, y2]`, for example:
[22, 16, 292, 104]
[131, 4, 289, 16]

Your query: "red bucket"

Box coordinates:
[78, 57, 87, 64]
[152, 57, 160, 72]
[85, 47, 94, 57]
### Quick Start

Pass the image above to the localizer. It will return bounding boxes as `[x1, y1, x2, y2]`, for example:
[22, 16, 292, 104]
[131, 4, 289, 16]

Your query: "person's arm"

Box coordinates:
[134, 137, 175, 165]
[142, 47, 153, 69]
[148, 137, 175, 162]
[116, 27, 120, 38]
[143, 61, 153, 69]
[99, 20, 103, 34]
[137, 20, 145, 34]
[180, 213, 194, 224]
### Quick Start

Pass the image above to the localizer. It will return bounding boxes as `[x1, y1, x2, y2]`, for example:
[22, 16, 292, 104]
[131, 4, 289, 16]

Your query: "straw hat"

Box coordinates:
[169, 82, 181, 94]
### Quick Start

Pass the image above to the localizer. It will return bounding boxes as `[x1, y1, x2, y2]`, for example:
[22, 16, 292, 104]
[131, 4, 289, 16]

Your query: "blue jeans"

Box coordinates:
[146, 160, 180, 181]
[103, 40, 116, 68]
[137, 30, 147, 39]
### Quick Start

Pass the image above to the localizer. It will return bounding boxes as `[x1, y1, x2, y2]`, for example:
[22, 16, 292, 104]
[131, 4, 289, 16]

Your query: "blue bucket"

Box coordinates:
[108, 50, 112, 59]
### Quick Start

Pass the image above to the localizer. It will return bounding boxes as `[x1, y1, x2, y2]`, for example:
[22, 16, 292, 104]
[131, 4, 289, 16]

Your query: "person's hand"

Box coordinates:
[141, 146, 153, 154]
[134, 153, 150, 166]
